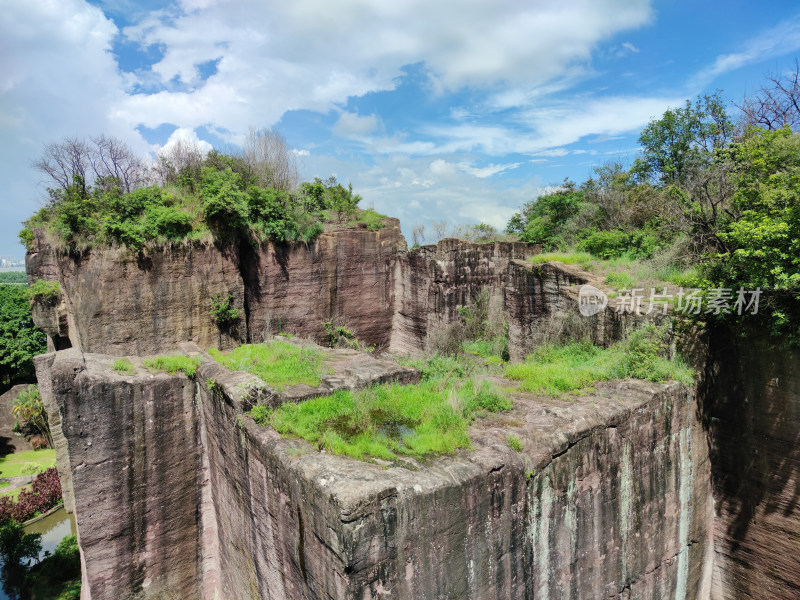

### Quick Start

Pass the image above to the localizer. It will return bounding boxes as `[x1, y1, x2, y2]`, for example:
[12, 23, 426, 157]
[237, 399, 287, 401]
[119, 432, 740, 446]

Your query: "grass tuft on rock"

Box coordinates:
[505, 323, 694, 395]
[208, 340, 332, 389]
[142, 354, 201, 377]
[112, 358, 136, 375]
[251, 378, 511, 461]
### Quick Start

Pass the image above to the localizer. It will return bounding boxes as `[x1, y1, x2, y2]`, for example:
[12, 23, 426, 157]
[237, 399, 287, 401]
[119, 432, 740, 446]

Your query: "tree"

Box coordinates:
[0, 287, 47, 392]
[737, 61, 800, 132]
[411, 224, 425, 246]
[243, 127, 299, 191]
[633, 92, 733, 185]
[33, 136, 145, 195]
[506, 180, 585, 249]
[12, 385, 52, 448]
[431, 220, 448, 242]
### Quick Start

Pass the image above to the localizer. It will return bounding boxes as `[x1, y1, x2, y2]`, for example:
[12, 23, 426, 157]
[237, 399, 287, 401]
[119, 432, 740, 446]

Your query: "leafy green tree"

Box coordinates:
[705, 127, 800, 337]
[633, 92, 733, 185]
[506, 180, 585, 249]
[0, 287, 47, 391]
[12, 385, 52, 447]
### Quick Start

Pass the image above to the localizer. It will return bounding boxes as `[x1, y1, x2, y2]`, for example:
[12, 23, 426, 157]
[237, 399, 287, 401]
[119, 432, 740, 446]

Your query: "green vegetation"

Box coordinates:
[0, 272, 26, 285]
[507, 434, 523, 452]
[0, 528, 80, 600]
[349, 208, 387, 230]
[505, 324, 693, 395]
[507, 79, 800, 341]
[0, 286, 47, 391]
[0, 450, 57, 481]
[26, 280, 60, 302]
[23, 135, 366, 251]
[251, 377, 511, 461]
[142, 355, 201, 377]
[529, 251, 594, 271]
[13, 385, 52, 447]
[208, 340, 331, 389]
[209, 293, 240, 327]
[112, 358, 136, 375]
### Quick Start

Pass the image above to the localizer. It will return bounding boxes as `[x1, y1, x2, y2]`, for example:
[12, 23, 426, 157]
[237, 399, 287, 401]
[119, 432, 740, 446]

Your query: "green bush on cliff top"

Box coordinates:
[22, 158, 367, 251]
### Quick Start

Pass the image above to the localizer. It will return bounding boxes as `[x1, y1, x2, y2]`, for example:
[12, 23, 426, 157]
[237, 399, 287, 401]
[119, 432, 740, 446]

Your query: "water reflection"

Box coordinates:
[0, 509, 76, 600]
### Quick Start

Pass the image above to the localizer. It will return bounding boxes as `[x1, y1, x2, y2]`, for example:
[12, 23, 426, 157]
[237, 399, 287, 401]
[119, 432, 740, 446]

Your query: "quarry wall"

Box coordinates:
[26, 224, 800, 599]
[35, 348, 712, 600]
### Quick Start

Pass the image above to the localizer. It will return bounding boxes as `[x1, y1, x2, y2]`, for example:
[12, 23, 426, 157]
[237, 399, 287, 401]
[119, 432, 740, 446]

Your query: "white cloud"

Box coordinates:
[157, 127, 214, 155]
[695, 16, 800, 84]
[332, 112, 381, 138]
[621, 42, 639, 53]
[292, 149, 310, 156]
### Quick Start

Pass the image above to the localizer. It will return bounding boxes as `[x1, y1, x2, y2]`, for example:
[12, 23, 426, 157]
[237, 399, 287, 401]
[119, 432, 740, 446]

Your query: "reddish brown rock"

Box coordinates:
[36, 348, 712, 600]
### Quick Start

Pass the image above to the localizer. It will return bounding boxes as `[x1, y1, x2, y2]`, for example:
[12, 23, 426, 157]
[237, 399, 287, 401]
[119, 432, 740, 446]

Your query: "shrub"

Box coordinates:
[0, 468, 63, 523]
[507, 434, 523, 452]
[27, 280, 61, 302]
[13, 385, 51, 447]
[209, 293, 240, 327]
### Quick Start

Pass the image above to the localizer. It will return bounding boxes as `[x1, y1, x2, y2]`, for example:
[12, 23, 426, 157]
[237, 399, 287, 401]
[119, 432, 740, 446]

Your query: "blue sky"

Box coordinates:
[2, 0, 800, 258]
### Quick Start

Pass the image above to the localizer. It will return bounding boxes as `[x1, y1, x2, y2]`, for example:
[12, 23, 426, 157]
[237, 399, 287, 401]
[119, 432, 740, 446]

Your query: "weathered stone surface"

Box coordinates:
[38, 346, 712, 599]
[697, 324, 800, 599]
[389, 239, 537, 353]
[38, 350, 204, 600]
[27, 227, 544, 358]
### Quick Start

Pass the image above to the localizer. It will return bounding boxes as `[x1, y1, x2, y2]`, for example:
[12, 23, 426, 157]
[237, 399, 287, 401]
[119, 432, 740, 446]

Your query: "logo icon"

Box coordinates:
[578, 284, 607, 317]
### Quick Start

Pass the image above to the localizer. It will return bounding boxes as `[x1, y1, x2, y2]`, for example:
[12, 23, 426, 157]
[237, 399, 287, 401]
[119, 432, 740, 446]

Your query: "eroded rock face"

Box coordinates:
[26, 227, 546, 357]
[698, 325, 800, 599]
[36, 349, 712, 600]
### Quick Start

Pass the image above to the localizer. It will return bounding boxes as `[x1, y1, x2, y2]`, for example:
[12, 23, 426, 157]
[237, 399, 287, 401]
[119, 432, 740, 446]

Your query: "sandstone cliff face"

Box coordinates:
[35, 348, 712, 600]
[27, 227, 550, 358]
[26, 222, 408, 355]
[697, 325, 800, 599]
[389, 239, 534, 353]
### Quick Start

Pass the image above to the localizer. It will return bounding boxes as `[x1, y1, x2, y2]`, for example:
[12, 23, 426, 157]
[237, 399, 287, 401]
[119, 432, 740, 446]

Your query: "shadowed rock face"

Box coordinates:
[36, 348, 712, 600]
[698, 325, 800, 599]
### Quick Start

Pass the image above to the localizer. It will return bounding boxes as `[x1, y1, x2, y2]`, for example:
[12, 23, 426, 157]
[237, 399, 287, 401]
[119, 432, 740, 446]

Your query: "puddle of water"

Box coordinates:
[24, 507, 77, 563]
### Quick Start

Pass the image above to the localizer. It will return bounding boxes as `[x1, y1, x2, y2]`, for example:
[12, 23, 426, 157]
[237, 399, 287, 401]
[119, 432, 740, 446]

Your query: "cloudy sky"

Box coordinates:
[2, 0, 800, 258]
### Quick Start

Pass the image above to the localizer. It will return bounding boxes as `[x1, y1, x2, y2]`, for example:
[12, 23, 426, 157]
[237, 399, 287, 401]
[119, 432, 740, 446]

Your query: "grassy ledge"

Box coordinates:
[142, 354, 201, 377]
[505, 324, 694, 396]
[208, 340, 331, 389]
[249, 378, 512, 461]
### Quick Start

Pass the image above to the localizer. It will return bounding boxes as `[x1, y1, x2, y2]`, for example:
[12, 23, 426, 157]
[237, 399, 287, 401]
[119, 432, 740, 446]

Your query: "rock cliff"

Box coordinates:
[36, 348, 711, 600]
[697, 325, 800, 599]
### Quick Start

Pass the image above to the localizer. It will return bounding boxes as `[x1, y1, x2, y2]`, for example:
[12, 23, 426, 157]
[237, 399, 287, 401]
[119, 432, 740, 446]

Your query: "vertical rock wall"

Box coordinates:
[35, 351, 204, 600]
[698, 325, 800, 599]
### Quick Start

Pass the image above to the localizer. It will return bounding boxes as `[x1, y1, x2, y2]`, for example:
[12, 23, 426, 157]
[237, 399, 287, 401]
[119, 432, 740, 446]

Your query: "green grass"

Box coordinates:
[604, 271, 636, 289]
[142, 354, 201, 377]
[0, 450, 57, 479]
[349, 208, 387, 230]
[112, 357, 136, 375]
[530, 251, 594, 271]
[208, 340, 332, 389]
[505, 324, 694, 396]
[251, 378, 512, 461]
[1, 484, 29, 500]
[507, 434, 523, 452]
